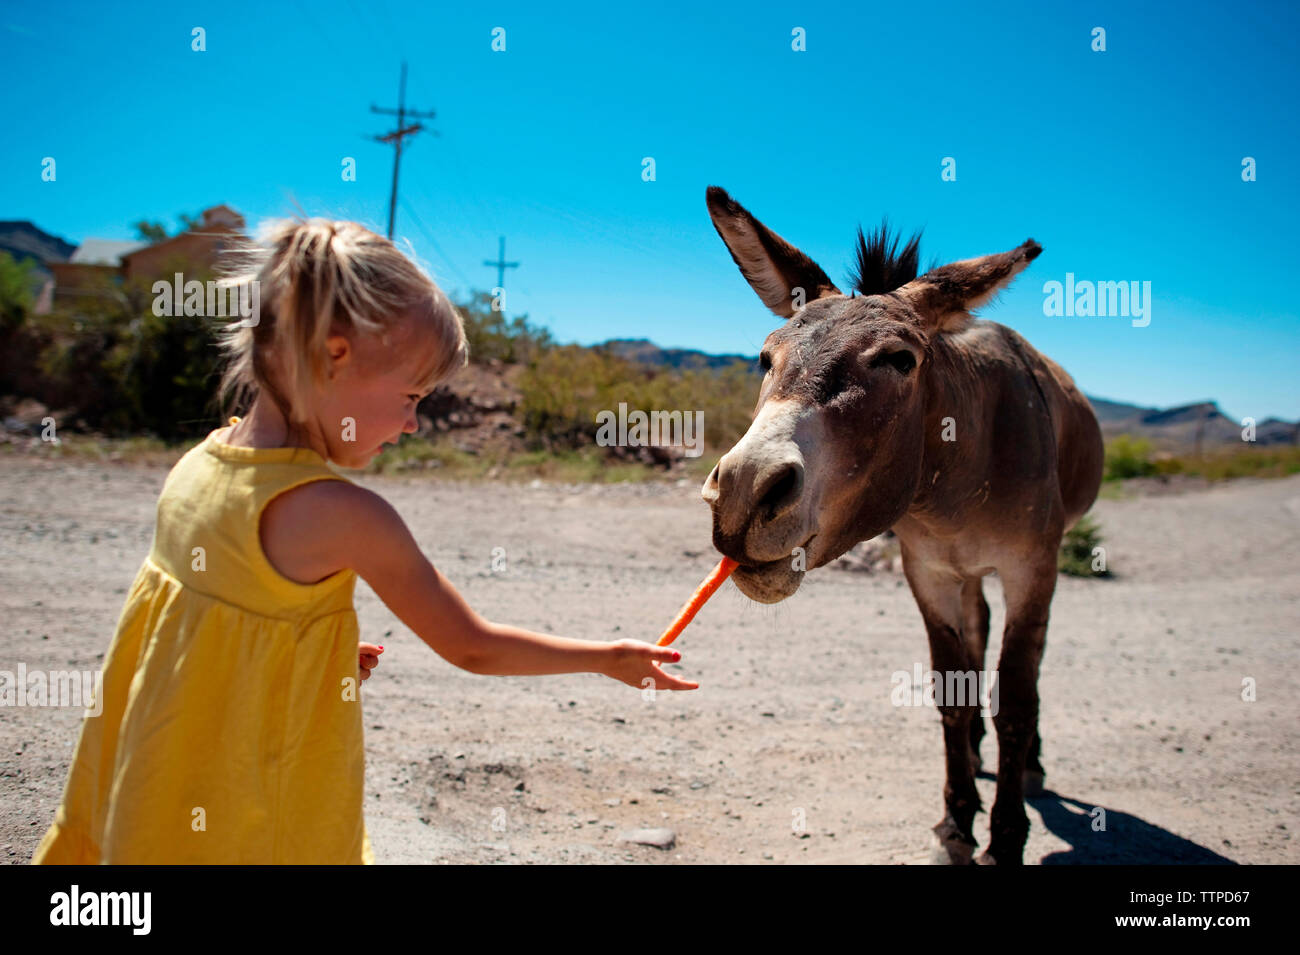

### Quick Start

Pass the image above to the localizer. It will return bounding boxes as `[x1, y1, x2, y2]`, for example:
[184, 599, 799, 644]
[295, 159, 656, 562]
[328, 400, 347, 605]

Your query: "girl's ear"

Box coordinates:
[325, 334, 352, 377]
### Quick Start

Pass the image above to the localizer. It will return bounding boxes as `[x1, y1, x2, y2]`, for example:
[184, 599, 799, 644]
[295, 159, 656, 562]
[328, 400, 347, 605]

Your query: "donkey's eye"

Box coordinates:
[759, 351, 772, 373]
[873, 350, 916, 375]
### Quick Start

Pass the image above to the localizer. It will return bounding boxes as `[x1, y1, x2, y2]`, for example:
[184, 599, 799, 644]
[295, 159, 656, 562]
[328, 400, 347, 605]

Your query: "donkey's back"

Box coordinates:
[941, 319, 1104, 534]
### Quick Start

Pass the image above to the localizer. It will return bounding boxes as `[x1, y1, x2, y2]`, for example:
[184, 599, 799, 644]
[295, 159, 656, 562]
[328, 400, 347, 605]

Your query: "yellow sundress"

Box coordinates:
[32, 417, 375, 864]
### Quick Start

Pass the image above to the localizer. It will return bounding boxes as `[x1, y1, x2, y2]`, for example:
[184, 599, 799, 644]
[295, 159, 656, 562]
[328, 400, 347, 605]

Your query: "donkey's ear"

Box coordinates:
[897, 240, 1042, 334]
[706, 186, 841, 318]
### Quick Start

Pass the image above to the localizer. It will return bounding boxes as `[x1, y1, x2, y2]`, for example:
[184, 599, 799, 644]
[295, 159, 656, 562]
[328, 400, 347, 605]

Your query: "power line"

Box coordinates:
[368, 0, 406, 58]
[399, 196, 475, 292]
[439, 133, 504, 239]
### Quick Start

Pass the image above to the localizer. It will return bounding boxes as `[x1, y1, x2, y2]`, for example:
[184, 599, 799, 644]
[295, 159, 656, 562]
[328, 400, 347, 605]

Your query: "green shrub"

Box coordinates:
[456, 290, 552, 364]
[100, 308, 223, 439]
[1104, 434, 1157, 480]
[1059, 513, 1109, 577]
[518, 343, 758, 458]
[1167, 445, 1300, 481]
[17, 269, 225, 439]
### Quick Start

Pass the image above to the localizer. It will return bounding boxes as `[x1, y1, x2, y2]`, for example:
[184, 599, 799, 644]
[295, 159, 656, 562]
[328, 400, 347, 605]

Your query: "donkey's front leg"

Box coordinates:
[979, 560, 1056, 865]
[905, 559, 982, 864]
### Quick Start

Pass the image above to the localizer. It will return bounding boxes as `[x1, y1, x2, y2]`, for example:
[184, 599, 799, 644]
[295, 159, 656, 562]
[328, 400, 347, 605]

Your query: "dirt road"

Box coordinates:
[2, 453, 1297, 863]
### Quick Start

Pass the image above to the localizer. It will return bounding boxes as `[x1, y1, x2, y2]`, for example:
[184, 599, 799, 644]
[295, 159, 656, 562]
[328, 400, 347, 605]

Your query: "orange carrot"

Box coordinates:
[656, 556, 740, 647]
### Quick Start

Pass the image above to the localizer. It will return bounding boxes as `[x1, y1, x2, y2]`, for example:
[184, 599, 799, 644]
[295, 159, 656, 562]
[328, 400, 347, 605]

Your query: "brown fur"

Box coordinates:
[700, 186, 1104, 864]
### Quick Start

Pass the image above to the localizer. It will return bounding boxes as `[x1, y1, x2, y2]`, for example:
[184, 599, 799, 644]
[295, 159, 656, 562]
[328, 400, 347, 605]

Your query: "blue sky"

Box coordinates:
[2, 0, 1297, 419]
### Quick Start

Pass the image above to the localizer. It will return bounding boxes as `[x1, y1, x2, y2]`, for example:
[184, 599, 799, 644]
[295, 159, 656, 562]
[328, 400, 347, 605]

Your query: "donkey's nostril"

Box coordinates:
[701, 461, 722, 504]
[755, 462, 803, 521]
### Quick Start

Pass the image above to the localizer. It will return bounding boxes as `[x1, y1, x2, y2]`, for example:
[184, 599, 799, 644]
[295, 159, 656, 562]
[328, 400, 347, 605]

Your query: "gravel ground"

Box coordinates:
[2, 453, 1297, 864]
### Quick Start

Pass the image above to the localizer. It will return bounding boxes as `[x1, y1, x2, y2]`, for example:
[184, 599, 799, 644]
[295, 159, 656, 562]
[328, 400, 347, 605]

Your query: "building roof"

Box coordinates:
[201, 204, 245, 228]
[68, 238, 149, 266]
[57, 205, 245, 270]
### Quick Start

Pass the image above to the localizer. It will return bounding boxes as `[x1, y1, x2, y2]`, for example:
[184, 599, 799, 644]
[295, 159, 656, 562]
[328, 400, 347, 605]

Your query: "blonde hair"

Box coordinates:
[214, 217, 468, 435]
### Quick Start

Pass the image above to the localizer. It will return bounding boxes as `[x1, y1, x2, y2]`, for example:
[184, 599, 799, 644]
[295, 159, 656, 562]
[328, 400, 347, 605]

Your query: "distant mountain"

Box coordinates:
[600, 339, 1297, 449]
[0, 221, 76, 277]
[1087, 396, 1151, 425]
[600, 338, 758, 371]
[1086, 396, 1297, 449]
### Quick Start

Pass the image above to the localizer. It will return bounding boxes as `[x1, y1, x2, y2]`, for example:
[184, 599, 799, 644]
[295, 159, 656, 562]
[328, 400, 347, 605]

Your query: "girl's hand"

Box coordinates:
[603, 639, 699, 691]
[359, 642, 384, 682]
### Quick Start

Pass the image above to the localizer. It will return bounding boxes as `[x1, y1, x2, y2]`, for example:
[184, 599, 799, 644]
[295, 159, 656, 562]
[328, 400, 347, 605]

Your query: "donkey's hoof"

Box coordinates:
[975, 850, 998, 865]
[1023, 769, 1045, 797]
[931, 838, 976, 865]
[931, 818, 976, 864]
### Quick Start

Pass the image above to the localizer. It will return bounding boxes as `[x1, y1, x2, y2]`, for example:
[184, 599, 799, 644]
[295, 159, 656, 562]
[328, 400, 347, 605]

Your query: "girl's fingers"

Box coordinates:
[650, 646, 683, 664]
[652, 673, 699, 690]
[645, 663, 698, 691]
[359, 643, 384, 655]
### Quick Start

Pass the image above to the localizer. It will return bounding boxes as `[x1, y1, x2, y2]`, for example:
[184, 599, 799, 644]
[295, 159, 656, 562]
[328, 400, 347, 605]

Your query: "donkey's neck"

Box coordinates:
[907, 326, 999, 521]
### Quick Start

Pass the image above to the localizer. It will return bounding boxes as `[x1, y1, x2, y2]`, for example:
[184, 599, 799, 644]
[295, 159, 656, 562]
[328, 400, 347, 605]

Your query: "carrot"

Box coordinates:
[656, 556, 740, 647]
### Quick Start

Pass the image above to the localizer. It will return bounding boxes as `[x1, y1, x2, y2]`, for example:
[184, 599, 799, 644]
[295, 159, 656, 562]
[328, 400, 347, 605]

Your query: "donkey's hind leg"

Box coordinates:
[903, 556, 983, 865]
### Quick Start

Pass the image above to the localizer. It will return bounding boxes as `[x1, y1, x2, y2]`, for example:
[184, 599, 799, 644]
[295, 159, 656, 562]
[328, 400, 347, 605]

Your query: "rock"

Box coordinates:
[617, 828, 676, 850]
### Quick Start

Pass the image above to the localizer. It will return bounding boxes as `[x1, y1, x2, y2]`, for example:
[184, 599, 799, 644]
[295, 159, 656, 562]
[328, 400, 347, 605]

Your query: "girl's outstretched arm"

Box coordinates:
[261, 480, 697, 691]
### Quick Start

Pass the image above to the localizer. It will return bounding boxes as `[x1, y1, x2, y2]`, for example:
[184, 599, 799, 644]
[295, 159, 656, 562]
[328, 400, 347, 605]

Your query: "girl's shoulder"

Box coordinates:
[153, 420, 370, 595]
[259, 478, 385, 587]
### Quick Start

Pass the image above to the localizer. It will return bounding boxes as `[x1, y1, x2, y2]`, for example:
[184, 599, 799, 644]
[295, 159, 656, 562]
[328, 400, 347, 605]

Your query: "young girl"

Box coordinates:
[32, 218, 697, 865]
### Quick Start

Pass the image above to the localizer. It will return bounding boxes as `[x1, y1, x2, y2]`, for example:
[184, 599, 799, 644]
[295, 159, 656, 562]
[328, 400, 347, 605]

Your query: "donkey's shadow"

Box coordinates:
[975, 774, 1237, 863]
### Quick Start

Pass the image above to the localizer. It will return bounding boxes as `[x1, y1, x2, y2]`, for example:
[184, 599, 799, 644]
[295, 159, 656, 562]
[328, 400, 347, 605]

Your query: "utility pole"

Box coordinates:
[371, 61, 437, 239]
[483, 236, 519, 291]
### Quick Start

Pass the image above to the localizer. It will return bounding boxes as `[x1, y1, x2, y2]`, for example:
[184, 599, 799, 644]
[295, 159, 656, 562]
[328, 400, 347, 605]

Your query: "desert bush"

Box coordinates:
[0, 252, 52, 397]
[16, 268, 224, 439]
[1166, 445, 1300, 481]
[1059, 513, 1109, 577]
[1104, 434, 1157, 480]
[518, 343, 758, 457]
[456, 290, 552, 364]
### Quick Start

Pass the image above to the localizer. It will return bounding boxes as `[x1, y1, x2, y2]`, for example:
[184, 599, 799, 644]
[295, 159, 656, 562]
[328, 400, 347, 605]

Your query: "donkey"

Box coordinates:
[700, 186, 1104, 864]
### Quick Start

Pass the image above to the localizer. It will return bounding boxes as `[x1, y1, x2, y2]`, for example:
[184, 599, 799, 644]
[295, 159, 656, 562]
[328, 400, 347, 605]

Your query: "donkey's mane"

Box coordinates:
[847, 220, 924, 296]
